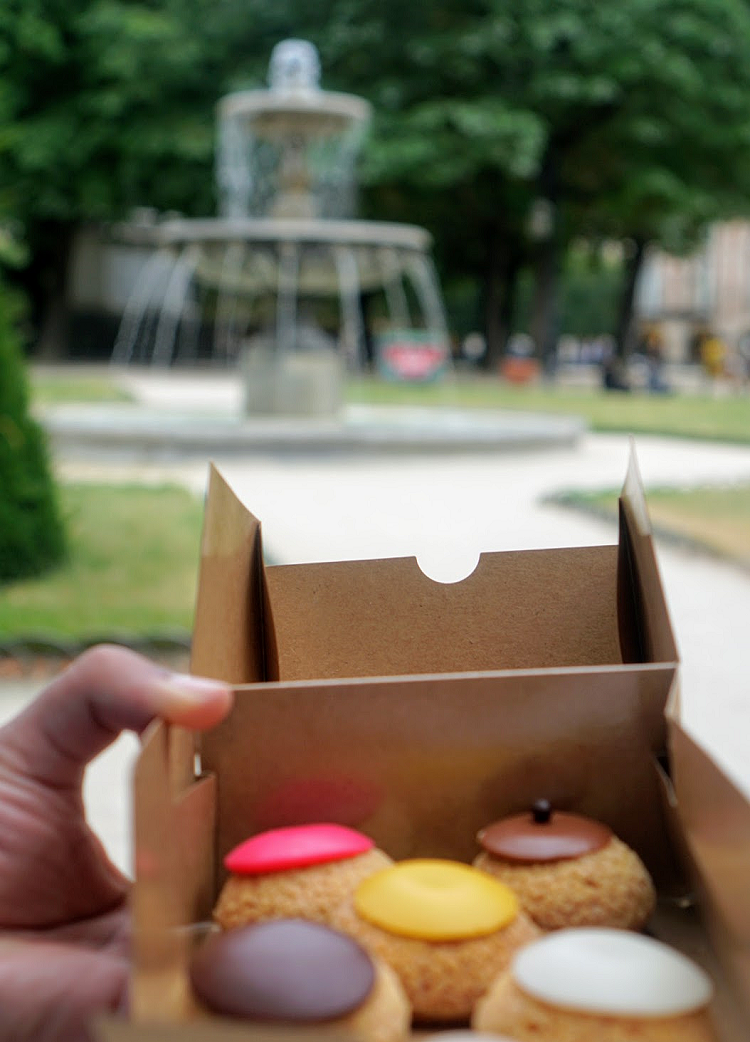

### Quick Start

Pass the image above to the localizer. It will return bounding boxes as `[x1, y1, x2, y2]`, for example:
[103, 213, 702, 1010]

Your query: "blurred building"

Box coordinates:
[636, 220, 750, 363]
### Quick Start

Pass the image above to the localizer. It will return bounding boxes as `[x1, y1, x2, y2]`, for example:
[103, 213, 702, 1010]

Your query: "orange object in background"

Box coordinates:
[499, 356, 541, 384]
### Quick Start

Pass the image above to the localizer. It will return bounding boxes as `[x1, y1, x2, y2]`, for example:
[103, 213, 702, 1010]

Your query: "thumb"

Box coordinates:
[0, 644, 233, 788]
[0, 937, 127, 1042]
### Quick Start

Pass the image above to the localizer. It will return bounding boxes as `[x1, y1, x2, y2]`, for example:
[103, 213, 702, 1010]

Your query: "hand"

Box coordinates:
[0, 645, 232, 1042]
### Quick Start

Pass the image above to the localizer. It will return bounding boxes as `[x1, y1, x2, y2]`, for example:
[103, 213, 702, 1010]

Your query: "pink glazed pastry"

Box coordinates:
[214, 823, 392, 928]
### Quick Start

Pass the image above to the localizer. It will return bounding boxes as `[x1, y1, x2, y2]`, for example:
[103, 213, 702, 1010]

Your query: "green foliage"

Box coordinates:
[345, 377, 750, 444]
[351, 0, 750, 237]
[5, 0, 750, 354]
[513, 258, 622, 340]
[0, 276, 66, 581]
[0, 0, 224, 226]
[0, 483, 202, 638]
[301, 0, 750, 349]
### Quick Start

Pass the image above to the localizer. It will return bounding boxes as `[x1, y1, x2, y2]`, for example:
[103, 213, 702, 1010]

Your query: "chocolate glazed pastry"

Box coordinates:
[473, 799, 656, 931]
[190, 918, 411, 1042]
[479, 799, 612, 861]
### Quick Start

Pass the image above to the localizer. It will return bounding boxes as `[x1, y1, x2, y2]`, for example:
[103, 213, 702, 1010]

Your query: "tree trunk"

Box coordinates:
[482, 234, 521, 371]
[528, 151, 561, 376]
[529, 232, 560, 375]
[27, 223, 76, 359]
[615, 237, 647, 359]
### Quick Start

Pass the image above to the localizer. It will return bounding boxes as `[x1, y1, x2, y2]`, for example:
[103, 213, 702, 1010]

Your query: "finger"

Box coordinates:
[0, 644, 233, 788]
[0, 937, 127, 1042]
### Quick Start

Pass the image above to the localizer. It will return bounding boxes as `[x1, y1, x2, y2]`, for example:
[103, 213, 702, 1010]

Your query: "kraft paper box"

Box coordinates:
[99, 451, 750, 1041]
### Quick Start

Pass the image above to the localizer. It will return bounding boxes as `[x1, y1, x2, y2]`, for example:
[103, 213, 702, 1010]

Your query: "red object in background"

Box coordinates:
[377, 333, 448, 382]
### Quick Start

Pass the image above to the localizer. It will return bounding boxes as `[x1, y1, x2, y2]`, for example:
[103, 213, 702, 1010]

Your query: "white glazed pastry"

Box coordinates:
[473, 928, 717, 1042]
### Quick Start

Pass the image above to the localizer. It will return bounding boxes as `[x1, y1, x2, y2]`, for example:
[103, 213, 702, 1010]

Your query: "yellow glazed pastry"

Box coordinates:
[331, 859, 541, 1022]
[355, 858, 518, 940]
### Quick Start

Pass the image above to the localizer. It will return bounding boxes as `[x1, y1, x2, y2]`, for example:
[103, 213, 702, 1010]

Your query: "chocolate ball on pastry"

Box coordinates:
[473, 927, 718, 1042]
[214, 823, 392, 929]
[473, 800, 655, 931]
[330, 858, 541, 1023]
[190, 918, 411, 1042]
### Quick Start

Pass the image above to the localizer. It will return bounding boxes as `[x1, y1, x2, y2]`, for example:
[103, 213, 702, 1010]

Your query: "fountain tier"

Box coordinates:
[112, 40, 449, 414]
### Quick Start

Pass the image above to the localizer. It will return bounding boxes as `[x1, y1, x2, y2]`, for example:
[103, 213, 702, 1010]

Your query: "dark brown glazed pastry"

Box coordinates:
[190, 918, 375, 1020]
[478, 799, 612, 863]
[473, 801, 656, 931]
[189, 917, 412, 1042]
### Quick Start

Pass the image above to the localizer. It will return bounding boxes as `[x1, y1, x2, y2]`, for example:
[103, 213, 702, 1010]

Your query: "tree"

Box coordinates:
[561, 0, 750, 357]
[294, 0, 750, 367]
[6, 0, 750, 367]
[0, 260, 66, 581]
[0, 0, 262, 355]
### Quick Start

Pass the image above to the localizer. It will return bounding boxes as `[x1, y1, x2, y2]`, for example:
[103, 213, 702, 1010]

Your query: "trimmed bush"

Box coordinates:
[0, 279, 66, 582]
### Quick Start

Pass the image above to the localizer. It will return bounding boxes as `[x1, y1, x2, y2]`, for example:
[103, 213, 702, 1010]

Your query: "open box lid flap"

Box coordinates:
[264, 544, 622, 679]
[618, 443, 679, 665]
[190, 465, 266, 685]
[190, 447, 677, 687]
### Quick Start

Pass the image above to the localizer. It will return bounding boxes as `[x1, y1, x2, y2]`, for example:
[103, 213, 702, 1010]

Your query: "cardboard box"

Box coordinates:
[100, 451, 750, 1040]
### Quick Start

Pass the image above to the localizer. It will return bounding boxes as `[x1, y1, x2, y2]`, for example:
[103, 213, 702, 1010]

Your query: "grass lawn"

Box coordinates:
[555, 485, 750, 568]
[2, 478, 748, 643]
[30, 374, 134, 405]
[0, 483, 203, 639]
[346, 376, 750, 444]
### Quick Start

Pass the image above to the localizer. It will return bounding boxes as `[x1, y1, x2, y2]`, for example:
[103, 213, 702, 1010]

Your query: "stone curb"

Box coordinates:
[0, 632, 192, 679]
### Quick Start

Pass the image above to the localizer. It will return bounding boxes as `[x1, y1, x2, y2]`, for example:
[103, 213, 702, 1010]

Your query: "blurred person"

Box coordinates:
[643, 327, 669, 394]
[461, 331, 486, 365]
[737, 332, 750, 385]
[700, 331, 727, 382]
[0, 645, 233, 1042]
[602, 354, 631, 392]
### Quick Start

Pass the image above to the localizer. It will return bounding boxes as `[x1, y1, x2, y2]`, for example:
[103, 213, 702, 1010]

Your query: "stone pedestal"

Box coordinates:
[242, 345, 344, 417]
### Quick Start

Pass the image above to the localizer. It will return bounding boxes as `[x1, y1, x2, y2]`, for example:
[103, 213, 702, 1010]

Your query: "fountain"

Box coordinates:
[111, 40, 450, 416]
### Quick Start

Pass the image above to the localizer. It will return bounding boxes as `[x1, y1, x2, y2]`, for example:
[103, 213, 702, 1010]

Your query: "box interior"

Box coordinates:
[192, 455, 677, 687]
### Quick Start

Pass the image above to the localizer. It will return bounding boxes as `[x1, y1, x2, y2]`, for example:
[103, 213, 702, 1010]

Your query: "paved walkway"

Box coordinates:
[5, 371, 750, 875]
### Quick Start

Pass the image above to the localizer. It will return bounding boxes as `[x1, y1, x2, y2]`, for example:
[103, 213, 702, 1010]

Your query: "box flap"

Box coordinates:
[132, 722, 216, 1020]
[668, 717, 750, 1021]
[204, 664, 678, 891]
[265, 545, 622, 679]
[618, 443, 679, 665]
[191, 465, 266, 684]
[96, 1021, 346, 1042]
